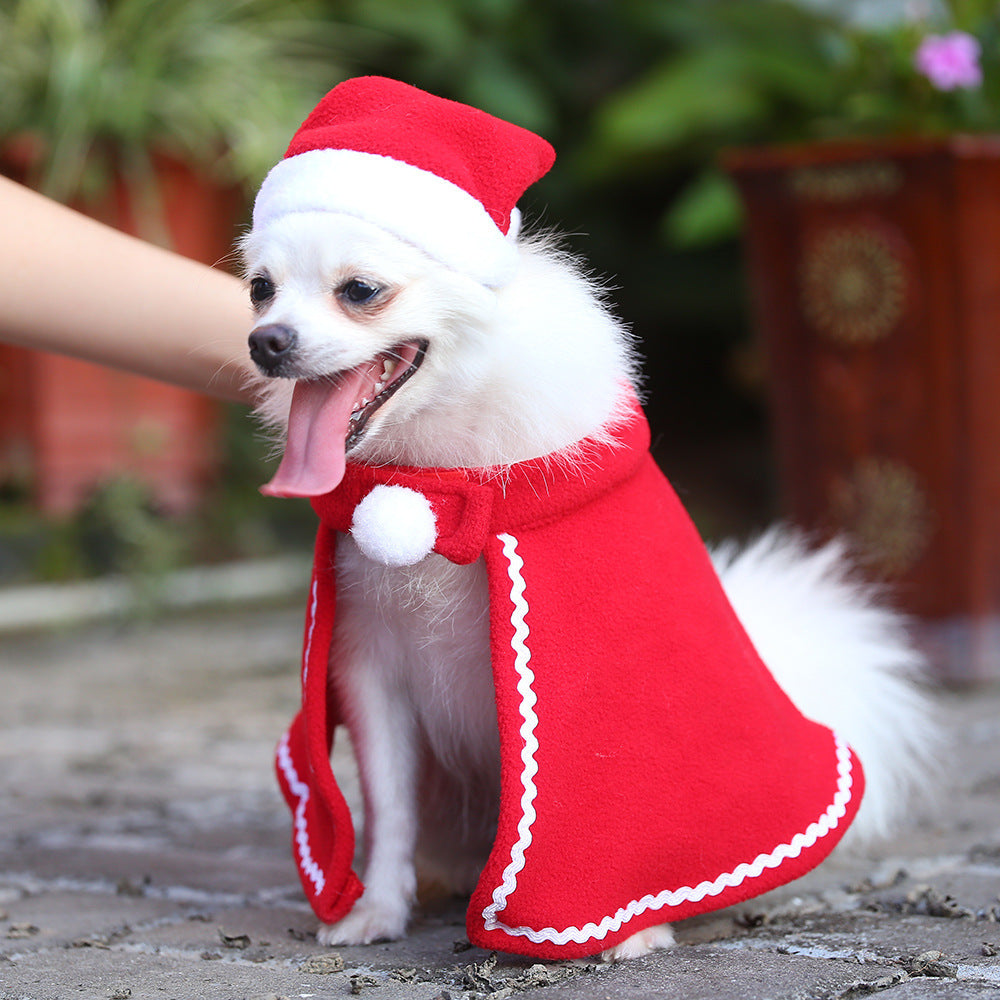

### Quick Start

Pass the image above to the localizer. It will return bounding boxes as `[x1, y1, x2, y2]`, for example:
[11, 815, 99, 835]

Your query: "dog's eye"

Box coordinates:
[249, 276, 275, 308]
[340, 278, 380, 304]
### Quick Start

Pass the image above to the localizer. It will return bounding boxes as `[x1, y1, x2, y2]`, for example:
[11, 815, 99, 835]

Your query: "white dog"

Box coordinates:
[240, 79, 937, 961]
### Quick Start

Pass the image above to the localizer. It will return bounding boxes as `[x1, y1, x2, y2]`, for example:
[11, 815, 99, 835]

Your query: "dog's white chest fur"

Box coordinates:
[332, 536, 499, 784]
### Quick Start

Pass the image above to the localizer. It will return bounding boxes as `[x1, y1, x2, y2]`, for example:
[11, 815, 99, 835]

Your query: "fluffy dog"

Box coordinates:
[241, 78, 937, 960]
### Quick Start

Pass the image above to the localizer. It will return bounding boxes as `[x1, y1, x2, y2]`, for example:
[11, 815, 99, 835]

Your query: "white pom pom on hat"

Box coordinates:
[350, 485, 438, 567]
[251, 76, 555, 288]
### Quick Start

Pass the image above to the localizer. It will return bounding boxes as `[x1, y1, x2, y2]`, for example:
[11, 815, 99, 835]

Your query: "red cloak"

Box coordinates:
[274, 397, 863, 959]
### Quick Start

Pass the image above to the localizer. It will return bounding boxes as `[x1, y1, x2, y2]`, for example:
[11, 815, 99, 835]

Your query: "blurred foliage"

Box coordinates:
[577, 0, 1000, 246]
[319, 0, 1000, 249]
[5, 1, 996, 235]
[0, 476, 185, 617]
[0, 0, 345, 201]
[0, 404, 317, 587]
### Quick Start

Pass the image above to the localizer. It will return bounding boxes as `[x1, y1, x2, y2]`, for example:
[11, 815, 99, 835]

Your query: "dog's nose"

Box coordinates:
[249, 323, 297, 374]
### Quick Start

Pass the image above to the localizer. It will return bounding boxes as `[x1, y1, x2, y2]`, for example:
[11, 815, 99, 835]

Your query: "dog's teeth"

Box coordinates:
[382, 359, 395, 379]
[374, 381, 385, 393]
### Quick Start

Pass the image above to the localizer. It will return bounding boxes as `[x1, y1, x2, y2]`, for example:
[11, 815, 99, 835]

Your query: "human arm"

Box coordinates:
[0, 175, 256, 404]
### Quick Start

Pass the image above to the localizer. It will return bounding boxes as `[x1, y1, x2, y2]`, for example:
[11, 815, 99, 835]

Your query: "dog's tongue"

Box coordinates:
[261, 344, 424, 499]
[261, 369, 370, 498]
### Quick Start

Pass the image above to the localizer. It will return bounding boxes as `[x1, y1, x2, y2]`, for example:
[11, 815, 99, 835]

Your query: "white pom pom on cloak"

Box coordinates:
[350, 485, 437, 566]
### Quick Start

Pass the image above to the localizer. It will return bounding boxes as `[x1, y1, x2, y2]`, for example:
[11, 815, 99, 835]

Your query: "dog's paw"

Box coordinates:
[317, 897, 410, 946]
[601, 923, 675, 962]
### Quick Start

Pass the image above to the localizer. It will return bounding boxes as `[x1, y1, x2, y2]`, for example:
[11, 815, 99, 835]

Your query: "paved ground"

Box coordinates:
[1, 601, 999, 1000]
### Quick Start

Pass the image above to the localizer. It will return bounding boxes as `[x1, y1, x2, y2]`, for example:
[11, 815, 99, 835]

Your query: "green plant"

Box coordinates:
[0, 0, 347, 201]
[575, 0, 1000, 248]
[75, 476, 181, 581]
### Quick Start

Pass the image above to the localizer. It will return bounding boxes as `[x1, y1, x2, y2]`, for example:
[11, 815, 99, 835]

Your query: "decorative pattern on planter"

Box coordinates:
[789, 161, 902, 202]
[829, 457, 933, 579]
[800, 227, 907, 346]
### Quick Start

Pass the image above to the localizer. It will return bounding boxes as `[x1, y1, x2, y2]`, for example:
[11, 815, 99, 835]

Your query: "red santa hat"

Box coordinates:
[252, 76, 556, 288]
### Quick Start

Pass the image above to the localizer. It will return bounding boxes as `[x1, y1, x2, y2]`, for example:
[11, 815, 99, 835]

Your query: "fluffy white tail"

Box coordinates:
[712, 528, 941, 845]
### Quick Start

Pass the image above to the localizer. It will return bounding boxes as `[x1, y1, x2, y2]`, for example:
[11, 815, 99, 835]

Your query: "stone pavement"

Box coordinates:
[1, 602, 999, 1000]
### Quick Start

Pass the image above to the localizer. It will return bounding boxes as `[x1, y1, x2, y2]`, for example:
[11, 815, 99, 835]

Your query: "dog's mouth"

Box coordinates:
[261, 339, 428, 498]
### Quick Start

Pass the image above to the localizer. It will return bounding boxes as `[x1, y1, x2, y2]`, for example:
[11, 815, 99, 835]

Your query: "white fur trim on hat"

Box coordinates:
[252, 149, 519, 288]
[350, 484, 438, 566]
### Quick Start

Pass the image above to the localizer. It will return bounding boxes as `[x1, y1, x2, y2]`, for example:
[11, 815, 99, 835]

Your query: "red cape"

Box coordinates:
[275, 398, 863, 960]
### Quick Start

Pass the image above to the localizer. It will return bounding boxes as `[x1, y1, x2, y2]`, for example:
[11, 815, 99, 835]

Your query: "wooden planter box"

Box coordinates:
[0, 152, 243, 515]
[0, 346, 219, 515]
[727, 136, 1000, 682]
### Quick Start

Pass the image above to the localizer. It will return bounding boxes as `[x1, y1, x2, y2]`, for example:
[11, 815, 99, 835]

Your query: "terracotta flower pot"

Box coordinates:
[727, 136, 1000, 682]
[0, 149, 244, 515]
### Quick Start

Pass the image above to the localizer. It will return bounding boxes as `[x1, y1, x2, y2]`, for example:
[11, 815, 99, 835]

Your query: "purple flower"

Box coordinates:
[914, 31, 983, 91]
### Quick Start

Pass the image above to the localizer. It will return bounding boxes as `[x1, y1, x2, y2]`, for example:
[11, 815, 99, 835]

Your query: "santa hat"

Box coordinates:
[252, 76, 556, 288]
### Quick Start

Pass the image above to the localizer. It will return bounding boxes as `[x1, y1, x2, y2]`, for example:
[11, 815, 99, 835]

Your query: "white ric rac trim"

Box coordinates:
[301, 577, 320, 687]
[252, 148, 518, 288]
[481, 534, 540, 932]
[276, 731, 325, 896]
[482, 532, 857, 947]
[279, 575, 325, 896]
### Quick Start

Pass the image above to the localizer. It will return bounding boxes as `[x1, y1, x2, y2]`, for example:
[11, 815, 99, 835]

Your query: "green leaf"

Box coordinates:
[589, 47, 768, 169]
[461, 50, 556, 134]
[662, 169, 743, 248]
